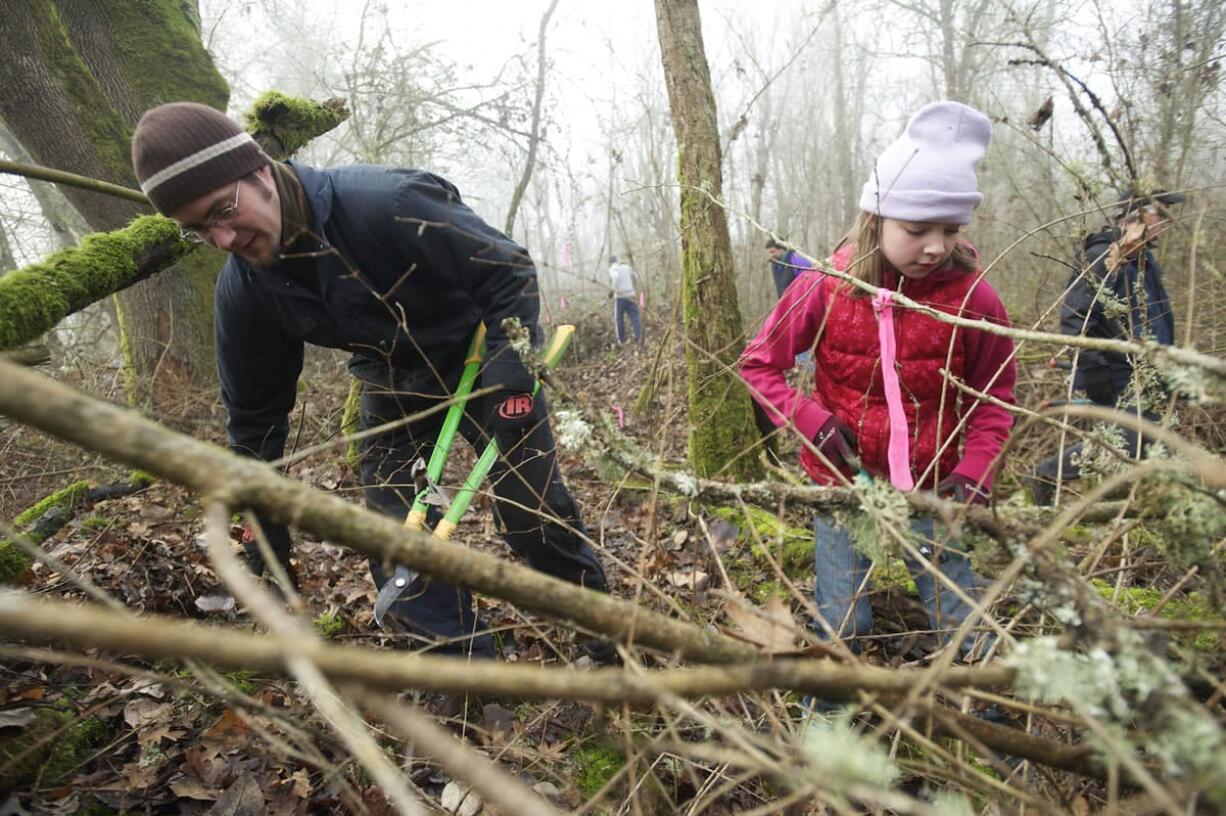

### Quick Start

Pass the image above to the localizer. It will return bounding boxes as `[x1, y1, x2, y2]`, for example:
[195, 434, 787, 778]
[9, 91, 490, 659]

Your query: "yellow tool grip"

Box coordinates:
[540, 324, 575, 369]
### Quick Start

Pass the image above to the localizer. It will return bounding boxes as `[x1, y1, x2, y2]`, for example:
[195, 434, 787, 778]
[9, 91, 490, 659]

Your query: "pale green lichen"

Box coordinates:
[843, 477, 912, 563]
[1008, 633, 1226, 781]
[673, 472, 698, 497]
[554, 408, 592, 450]
[930, 790, 975, 816]
[798, 711, 900, 792]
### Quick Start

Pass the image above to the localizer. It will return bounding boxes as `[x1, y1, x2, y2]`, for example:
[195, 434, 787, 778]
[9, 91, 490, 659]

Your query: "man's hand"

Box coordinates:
[490, 392, 538, 434]
[938, 474, 990, 506]
[813, 415, 860, 473]
[1107, 219, 1149, 269]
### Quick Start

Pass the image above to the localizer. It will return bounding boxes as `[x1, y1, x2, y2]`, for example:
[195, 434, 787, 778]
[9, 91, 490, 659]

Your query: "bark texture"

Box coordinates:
[0, 0, 227, 408]
[654, 0, 763, 481]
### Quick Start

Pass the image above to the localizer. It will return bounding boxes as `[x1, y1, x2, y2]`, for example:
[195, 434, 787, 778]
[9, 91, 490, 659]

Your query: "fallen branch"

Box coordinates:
[0, 358, 753, 663]
[0, 591, 1015, 704]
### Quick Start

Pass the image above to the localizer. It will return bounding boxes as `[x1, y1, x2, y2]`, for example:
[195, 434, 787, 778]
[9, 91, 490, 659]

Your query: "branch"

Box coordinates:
[0, 358, 754, 664]
[0, 591, 1014, 704]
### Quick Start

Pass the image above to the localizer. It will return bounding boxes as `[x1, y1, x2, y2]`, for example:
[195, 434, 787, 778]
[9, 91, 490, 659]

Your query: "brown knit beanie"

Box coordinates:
[132, 102, 270, 215]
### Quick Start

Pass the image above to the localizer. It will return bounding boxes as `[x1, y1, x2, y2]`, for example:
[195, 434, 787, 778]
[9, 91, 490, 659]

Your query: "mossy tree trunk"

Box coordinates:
[0, 0, 229, 409]
[653, 0, 763, 481]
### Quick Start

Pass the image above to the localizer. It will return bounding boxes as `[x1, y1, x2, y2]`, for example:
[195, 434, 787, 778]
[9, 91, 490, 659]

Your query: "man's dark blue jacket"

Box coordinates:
[215, 161, 540, 460]
[1060, 226, 1175, 404]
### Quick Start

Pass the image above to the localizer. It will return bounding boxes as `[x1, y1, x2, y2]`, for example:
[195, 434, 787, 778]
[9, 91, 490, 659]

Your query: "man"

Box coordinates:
[607, 254, 642, 345]
[765, 236, 813, 299]
[1031, 187, 1183, 505]
[131, 102, 611, 662]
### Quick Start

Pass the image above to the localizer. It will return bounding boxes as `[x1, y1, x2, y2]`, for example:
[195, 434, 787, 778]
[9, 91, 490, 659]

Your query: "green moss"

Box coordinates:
[313, 611, 345, 638]
[751, 579, 787, 604]
[573, 741, 625, 797]
[869, 558, 918, 595]
[1089, 579, 1222, 651]
[97, 0, 229, 113]
[13, 481, 91, 527]
[0, 540, 32, 585]
[0, 707, 108, 790]
[2, 480, 91, 584]
[709, 504, 812, 575]
[224, 670, 258, 695]
[128, 470, 157, 487]
[79, 516, 110, 531]
[0, 216, 189, 351]
[245, 91, 351, 157]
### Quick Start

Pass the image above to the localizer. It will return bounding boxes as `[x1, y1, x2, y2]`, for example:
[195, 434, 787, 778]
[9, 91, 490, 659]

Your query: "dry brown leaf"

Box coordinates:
[170, 775, 221, 801]
[123, 698, 169, 730]
[724, 595, 798, 652]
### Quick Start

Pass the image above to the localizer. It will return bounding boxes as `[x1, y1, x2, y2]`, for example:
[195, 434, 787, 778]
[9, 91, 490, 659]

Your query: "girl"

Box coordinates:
[740, 101, 1016, 660]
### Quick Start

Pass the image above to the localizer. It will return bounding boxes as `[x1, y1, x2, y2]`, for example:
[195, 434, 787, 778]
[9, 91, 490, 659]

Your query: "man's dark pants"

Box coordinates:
[357, 365, 606, 657]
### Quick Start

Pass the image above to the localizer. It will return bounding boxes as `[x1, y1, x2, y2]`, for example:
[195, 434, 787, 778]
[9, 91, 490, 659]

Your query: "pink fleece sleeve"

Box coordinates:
[738, 271, 832, 442]
[953, 279, 1017, 489]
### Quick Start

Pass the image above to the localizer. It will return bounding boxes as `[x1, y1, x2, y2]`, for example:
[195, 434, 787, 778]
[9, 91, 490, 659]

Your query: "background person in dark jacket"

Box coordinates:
[765, 236, 814, 299]
[1031, 188, 1183, 505]
[131, 102, 609, 661]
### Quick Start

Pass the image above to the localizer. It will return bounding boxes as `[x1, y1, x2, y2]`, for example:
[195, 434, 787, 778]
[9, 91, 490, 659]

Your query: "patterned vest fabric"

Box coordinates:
[804, 266, 977, 487]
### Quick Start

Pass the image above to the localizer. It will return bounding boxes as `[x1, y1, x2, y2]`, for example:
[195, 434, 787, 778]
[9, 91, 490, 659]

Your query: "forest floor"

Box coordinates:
[2, 306, 1224, 814]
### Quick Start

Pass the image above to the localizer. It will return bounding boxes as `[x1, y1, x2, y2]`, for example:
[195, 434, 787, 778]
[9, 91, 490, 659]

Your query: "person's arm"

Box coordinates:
[391, 172, 539, 393]
[215, 263, 304, 461]
[214, 262, 304, 572]
[738, 271, 831, 441]
[951, 280, 1016, 490]
[1061, 232, 1117, 341]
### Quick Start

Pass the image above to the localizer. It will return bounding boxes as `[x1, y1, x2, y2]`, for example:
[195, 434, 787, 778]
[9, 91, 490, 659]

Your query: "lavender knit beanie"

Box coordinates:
[859, 101, 991, 225]
[132, 102, 269, 215]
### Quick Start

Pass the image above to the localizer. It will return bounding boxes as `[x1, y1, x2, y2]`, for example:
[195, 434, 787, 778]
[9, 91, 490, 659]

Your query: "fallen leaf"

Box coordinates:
[16, 687, 46, 701]
[170, 775, 221, 801]
[440, 781, 482, 816]
[482, 703, 517, 738]
[207, 771, 264, 816]
[123, 698, 170, 730]
[288, 768, 311, 798]
[0, 708, 36, 729]
[724, 595, 798, 652]
[195, 595, 237, 614]
[666, 570, 709, 590]
[667, 530, 688, 550]
[204, 709, 250, 743]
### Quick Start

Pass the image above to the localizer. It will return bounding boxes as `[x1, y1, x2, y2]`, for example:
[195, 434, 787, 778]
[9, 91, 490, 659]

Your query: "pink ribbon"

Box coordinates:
[638, 292, 645, 309]
[872, 289, 914, 491]
[612, 404, 625, 429]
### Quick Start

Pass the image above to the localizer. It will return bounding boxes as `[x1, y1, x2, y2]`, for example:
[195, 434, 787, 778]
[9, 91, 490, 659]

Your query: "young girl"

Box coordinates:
[740, 101, 1017, 659]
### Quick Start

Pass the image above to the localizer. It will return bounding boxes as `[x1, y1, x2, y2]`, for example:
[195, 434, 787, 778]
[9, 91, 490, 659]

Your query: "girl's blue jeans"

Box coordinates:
[812, 514, 987, 659]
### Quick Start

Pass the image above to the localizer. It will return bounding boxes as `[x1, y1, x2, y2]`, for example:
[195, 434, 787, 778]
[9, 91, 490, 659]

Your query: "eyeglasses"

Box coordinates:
[180, 180, 242, 244]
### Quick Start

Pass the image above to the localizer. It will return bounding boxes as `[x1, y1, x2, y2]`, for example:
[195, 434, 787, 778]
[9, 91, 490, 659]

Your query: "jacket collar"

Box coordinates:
[286, 160, 334, 234]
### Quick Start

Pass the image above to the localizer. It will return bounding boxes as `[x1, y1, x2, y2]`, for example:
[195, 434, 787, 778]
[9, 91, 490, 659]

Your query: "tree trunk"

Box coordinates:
[0, 0, 229, 410]
[653, 0, 763, 481]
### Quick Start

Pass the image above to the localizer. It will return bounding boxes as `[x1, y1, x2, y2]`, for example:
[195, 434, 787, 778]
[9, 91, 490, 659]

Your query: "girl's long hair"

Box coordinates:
[833, 212, 978, 297]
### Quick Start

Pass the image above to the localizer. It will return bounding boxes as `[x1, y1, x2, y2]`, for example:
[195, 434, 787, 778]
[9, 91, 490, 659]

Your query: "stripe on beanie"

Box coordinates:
[139, 132, 257, 195]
